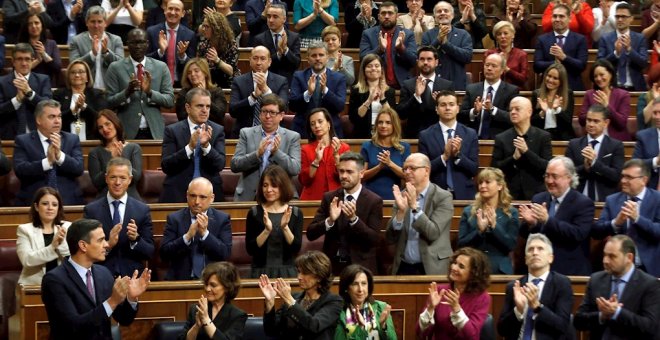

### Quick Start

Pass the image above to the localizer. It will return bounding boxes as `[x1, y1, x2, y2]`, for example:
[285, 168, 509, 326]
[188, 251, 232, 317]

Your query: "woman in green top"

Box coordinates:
[335, 264, 397, 339]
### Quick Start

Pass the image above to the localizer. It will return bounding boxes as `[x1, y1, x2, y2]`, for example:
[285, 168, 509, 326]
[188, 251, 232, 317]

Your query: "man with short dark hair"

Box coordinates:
[632, 96, 660, 190]
[245, 0, 288, 43]
[307, 152, 383, 275]
[252, 3, 300, 83]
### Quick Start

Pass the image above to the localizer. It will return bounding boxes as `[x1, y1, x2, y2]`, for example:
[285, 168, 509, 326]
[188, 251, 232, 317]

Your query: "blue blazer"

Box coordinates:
[422, 27, 473, 91]
[289, 68, 346, 138]
[160, 120, 226, 203]
[633, 127, 660, 189]
[359, 25, 417, 87]
[252, 29, 301, 84]
[593, 189, 660, 277]
[13, 131, 83, 206]
[565, 135, 624, 201]
[0, 72, 52, 139]
[83, 196, 155, 277]
[146, 23, 197, 84]
[42, 260, 137, 339]
[419, 123, 479, 200]
[524, 189, 595, 276]
[597, 31, 648, 91]
[534, 31, 588, 91]
[159, 207, 232, 280]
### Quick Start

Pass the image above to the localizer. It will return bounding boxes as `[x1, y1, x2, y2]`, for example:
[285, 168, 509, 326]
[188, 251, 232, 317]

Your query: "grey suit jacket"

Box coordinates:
[69, 32, 124, 81]
[105, 57, 175, 139]
[386, 183, 454, 274]
[230, 126, 301, 201]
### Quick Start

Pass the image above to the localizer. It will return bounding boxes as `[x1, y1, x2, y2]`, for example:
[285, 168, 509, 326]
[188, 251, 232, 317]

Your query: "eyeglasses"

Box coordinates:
[260, 110, 281, 117]
[403, 165, 427, 172]
[621, 174, 644, 181]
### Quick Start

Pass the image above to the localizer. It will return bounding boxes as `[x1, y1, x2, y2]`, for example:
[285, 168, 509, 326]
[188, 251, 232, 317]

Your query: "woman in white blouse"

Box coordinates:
[102, 0, 144, 38]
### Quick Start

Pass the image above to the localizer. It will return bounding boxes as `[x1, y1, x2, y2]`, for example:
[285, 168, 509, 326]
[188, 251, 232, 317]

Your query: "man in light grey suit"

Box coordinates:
[230, 94, 301, 201]
[105, 28, 175, 140]
[69, 6, 124, 90]
[386, 153, 454, 275]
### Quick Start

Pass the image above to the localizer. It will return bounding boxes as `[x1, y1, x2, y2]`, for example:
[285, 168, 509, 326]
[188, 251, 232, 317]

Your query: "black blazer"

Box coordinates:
[397, 75, 454, 138]
[46, 0, 86, 44]
[347, 87, 396, 139]
[565, 135, 625, 201]
[264, 291, 343, 340]
[253, 29, 301, 84]
[179, 302, 247, 340]
[458, 81, 520, 139]
[530, 89, 575, 141]
[245, 205, 303, 270]
[497, 272, 574, 340]
[53, 87, 107, 139]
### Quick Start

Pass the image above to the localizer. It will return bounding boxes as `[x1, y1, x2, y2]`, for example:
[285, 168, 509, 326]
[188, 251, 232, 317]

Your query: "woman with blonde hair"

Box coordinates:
[485, 20, 528, 90]
[197, 11, 240, 88]
[293, 0, 339, 47]
[175, 58, 228, 125]
[458, 168, 519, 274]
[322, 25, 355, 86]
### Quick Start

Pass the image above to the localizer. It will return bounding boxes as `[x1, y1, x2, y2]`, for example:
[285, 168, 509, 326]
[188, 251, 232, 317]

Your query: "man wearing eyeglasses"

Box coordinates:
[597, 2, 648, 91]
[230, 93, 301, 201]
[592, 159, 660, 277]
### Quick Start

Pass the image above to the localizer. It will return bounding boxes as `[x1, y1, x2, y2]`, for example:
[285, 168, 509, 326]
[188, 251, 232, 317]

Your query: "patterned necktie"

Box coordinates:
[46, 139, 58, 190]
[587, 140, 599, 200]
[479, 86, 494, 139]
[548, 199, 558, 218]
[193, 125, 202, 178]
[446, 129, 455, 190]
[167, 29, 176, 83]
[261, 134, 273, 174]
[253, 83, 261, 127]
[112, 200, 121, 226]
[521, 278, 542, 340]
[556, 34, 564, 48]
[86, 269, 96, 302]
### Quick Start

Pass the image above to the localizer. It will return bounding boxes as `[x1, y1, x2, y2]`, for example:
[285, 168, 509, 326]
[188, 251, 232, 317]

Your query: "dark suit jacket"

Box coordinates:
[229, 71, 289, 138]
[13, 131, 83, 206]
[565, 135, 624, 201]
[264, 291, 343, 340]
[289, 68, 346, 138]
[307, 187, 383, 274]
[598, 30, 648, 91]
[534, 31, 588, 90]
[180, 301, 247, 340]
[46, 0, 86, 44]
[530, 89, 575, 141]
[359, 25, 417, 87]
[0, 72, 53, 140]
[633, 127, 660, 189]
[397, 74, 454, 138]
[523, 189, 595, 276]
[592, 189, 660, 277]
[41, 260, 137, 340]
[498, 272, 574, 340]
[160, 207, 232, 280]
[245, 0, 288, 42]
[422, 27, 473, 91]
[419, 123, 479, 200]
[146, 23, 197, 84]
[458, 81, 520, 138]
[492, 126, 553, 200]
[160, 120, 226, 203]
[53, 87, 108, 139]
[253, 29, 301, 84]
[83, 196, 155, 276]
[574, 269, 660, 339]
[348, 87, 396, 139]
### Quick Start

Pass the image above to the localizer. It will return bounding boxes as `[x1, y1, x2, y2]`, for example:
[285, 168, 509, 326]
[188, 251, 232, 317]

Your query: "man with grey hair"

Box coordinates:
[13, 100, 84, 206]
[386, 153, 453, 275]
[520, 156, 595, 276]
[498, 233, 574, 340]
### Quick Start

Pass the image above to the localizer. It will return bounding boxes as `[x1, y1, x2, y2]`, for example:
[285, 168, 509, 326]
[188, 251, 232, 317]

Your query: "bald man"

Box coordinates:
[492, 97, 553, 200]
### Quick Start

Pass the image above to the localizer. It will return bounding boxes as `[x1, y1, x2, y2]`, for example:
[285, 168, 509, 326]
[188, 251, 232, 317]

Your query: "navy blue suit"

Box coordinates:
[458, 81, 520, 138]
[422, 27, 473, 91]
[160, 120, 226, 203]
[146, 23, 197, 85]
[360, 25, 417, 88]
[419, 123, 479, 200]
[565, 135, 624, 201]
[592, 189, 660, 277]
[633, 127, 660, 189]
[0, 72, 53, 140]
[245, 0, 288, 41]
[83, 197, 155, 277]
[42, 260, 137, 340]
[229, 71, 289, 138]
[159, 207, 232, 280]
[597, 31, 648, 91]
[523, 189, 595, 276]
[534, 31, 588, 91]
[252, 29, 301, 84]
[13, 131, 83, 206]
[289, 68, 346, 138]
[397, 74, 454, 138]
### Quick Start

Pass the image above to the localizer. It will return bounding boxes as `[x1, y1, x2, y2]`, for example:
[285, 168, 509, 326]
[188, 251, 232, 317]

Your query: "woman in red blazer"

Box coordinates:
[485, 20, 529, 90]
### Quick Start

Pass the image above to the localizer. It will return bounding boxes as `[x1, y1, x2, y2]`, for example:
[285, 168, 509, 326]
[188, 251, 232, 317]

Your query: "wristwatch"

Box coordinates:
[533, 304, 544, 314]
[411, 207, 419, 214]
[25, 90, 34, 99]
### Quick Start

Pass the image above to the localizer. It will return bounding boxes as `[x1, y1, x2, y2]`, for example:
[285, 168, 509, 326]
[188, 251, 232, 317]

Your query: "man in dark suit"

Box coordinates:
[0, 43, 52, 140]
[492, 97, 553, 200]
[497, 233, 574, 340]
[533, 3, 588, 91]
[397, 46, 453, 138]
[229, 46, 289, 138]
[83, 158, 154, 277]
[565, 104, 624, 201]
[0, 35, 5, 70]
[592, 159, 660, 277]
[307, 152, 383, 275]
[421, 1, 473, 91]
[161, 88, 226, 203]
[459, 53, 519, 139]
[574, 235, 660, 339]
[359, 1, 417, 89]
[13, 100, 83, 206]
[41, 218, 151, 340]
[520, 156, 595, 276]
[146, 0, 197, 87]
[160, 177, 232, 280]
[245, 0, 288, 44]
[47, 0, 86, 44]
[252, 4, 300, 84]
[632, 97, 660, 190]
[597, 2, 648, 91]
[289, 41, 346, 138]
[419, 90, 478, 200]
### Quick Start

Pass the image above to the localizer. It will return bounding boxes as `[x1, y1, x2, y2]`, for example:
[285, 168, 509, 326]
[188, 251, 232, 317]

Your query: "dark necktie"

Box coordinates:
[252, 78, 262, 126]
[446, 129, 455, 190]
[312, 73, 322, 107]
[556, 34, 564, 48]
[136, 63, 144, 82]
[193, 125, 202, 178]
[521, 278, 542, 340]
[274, 33, 280, 52]
[610, 278, 622, 298]
[112, 200, 121, 226]
[587, 140, 599, 200]
[479, 86, 494, 139]
[86, 269, 96, 303]
[346, 195, 354, 202]
[548, 199, 558, 218]
[46, 139, 58, 190]
[191, 218, 205, 279]
[618, 44, 628, 86]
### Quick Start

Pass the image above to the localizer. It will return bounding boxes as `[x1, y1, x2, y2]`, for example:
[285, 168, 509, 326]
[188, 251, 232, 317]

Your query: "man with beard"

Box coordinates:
[307, 152, 383, 275]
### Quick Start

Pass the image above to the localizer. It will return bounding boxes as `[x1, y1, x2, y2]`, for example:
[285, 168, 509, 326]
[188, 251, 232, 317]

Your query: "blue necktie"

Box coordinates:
[312, 74, 322, 107]
[556, 35, 564, 48]
[610, 278, 622, 298]
[618, 51, 628, 86]
[252, 92, 261, 127]
[446, 129, 455, 190]
[260, 134, 273, 174]
[548, 199, 558, 218]
[479, 86, 493, 139]
[111, 200, 121, 226]
[587, 140, 599, 200]
[191, 218, 205, 278]
[274, 33, 280, 52]
[522, 278, 542, 340]
[46, 139, 58, 190]
[193, 125, 202, 179]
